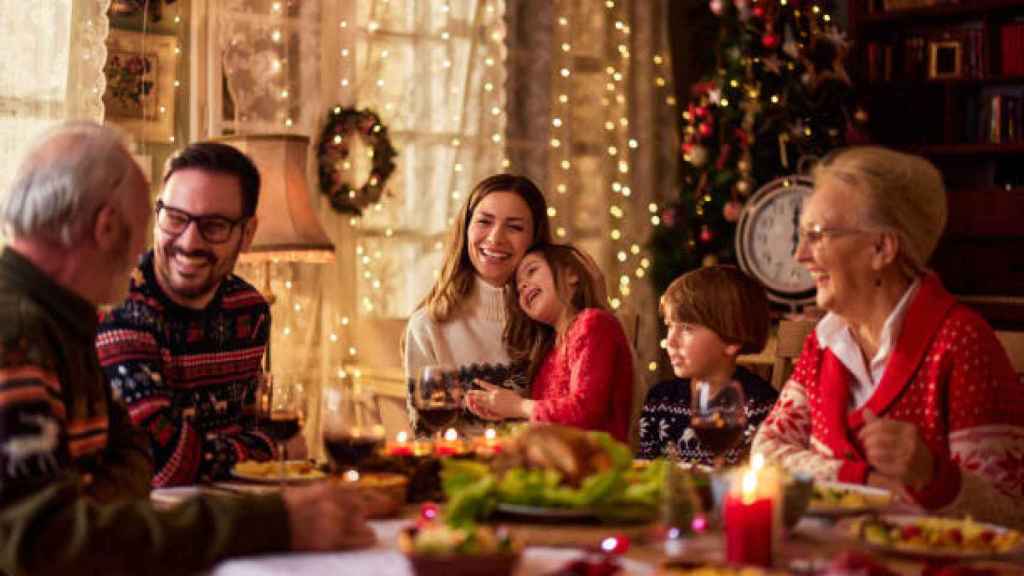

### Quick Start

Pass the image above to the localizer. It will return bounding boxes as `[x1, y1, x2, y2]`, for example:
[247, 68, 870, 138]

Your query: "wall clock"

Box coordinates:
[735, 175, 816, 308]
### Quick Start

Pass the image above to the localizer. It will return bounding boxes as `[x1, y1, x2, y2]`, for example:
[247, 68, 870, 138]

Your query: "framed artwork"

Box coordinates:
[103, 29, 177, 142]
[928, 40, 962, 80]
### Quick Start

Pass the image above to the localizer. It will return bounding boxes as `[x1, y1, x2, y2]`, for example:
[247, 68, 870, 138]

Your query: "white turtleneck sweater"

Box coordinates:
[404, 275, 526, 434]
[404, 275, 510, 376]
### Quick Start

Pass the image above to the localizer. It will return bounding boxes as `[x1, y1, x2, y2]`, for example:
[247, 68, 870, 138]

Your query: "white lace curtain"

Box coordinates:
[209, 0, 507, 444]
[0, 0, 110, 244]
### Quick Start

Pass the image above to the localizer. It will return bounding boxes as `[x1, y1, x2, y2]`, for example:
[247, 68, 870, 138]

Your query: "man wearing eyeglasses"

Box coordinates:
[96, 142, 276, 487]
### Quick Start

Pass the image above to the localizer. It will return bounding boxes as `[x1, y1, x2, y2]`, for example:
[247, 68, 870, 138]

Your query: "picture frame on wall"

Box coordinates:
[103, 29, 177, 143]
[928, 40, 962, 80]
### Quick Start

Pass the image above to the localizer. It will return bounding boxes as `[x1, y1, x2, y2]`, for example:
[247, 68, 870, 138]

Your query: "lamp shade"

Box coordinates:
[219, 134, 335, 263]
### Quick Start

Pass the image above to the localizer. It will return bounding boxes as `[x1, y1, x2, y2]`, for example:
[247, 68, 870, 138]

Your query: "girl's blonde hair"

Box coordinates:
[505, 243, 612, 382]
[418, 174, 551, 322]
[811, 146, 947, 279]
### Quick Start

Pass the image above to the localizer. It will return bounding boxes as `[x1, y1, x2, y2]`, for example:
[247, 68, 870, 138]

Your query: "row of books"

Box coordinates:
[965, 89, 1024, 144]
[864, 0, 959, 13]
[864, 25, 984, 82]
[1002, 23, 1024, 77]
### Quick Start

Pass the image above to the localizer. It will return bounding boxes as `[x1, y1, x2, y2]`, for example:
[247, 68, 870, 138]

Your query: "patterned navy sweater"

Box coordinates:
[637, 366, 778, 466]
[96, 251, 274, 486]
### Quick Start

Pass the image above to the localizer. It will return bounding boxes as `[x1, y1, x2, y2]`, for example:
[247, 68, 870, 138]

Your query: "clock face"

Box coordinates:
[736, 177, 816, 304]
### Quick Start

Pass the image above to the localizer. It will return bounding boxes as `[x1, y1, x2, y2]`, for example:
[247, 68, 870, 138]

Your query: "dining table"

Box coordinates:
[153, 485, 1024, 576]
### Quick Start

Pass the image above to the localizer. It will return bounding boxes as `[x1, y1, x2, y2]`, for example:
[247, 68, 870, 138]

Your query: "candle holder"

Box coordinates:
[723, 454, 783, 567]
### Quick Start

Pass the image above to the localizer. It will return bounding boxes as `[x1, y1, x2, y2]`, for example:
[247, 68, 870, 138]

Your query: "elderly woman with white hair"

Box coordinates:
[752, 146, 1024, 527]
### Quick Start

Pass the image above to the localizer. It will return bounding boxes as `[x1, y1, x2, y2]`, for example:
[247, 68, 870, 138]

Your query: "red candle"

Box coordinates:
[724, 493, 774, 566]
[385, 431, 414, 456]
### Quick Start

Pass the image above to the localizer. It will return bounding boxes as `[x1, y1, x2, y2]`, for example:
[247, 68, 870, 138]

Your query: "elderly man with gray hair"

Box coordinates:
[0, 121, 377, 575]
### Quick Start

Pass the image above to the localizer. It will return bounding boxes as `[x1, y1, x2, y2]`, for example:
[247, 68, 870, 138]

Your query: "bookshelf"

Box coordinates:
[849, 0, 1024, 326]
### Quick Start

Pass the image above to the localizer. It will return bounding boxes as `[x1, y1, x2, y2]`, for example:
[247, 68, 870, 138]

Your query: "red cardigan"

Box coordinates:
[530, 308, 634, 443]
[753, 274, 1024, 528]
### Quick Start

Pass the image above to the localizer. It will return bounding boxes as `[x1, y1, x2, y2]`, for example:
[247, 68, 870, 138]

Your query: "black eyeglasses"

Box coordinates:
[155, 200, 248, 244]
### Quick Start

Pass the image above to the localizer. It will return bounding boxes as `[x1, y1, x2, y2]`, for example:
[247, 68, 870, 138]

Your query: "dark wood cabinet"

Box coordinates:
[849, 0, 1024, 324]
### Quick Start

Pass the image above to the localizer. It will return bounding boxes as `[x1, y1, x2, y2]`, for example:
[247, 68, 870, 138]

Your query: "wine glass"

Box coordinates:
[690, 379, 748, 469]
[321, 385, 385, 477]
[412, 365, 464, 440]
[256, 375, 305, 486]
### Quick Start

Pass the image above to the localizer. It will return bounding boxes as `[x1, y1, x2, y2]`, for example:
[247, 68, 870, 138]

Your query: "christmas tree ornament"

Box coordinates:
[702, 254, 719, 267]
[710, 0, 724, 16]
[689, 144, 709, 167]
[724, 200, 743, 222]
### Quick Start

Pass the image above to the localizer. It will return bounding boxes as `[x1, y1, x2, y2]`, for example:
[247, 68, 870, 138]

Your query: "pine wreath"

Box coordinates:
[317, 106, 398, 215]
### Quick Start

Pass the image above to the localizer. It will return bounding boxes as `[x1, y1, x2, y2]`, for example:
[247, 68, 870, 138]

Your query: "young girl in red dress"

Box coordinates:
[465, 243, 634, 442]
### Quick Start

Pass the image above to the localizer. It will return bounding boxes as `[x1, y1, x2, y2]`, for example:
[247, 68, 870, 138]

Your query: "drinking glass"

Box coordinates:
[412, 365, 464, 440]
[690, 379, 748, 469]
[321, 386, 385, 476]
[256, 376, 305, 485]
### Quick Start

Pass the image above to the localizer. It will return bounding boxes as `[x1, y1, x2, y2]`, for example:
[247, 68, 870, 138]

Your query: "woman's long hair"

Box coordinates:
[417, 174, 551, 323]
[504, 243, 611, 383]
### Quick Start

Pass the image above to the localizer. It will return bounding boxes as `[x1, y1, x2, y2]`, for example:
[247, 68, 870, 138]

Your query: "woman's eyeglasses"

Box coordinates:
[797, 224, 870, 246]
[155, 200, 248, 244]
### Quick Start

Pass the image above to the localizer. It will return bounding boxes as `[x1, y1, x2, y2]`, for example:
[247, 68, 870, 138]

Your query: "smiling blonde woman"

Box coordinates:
[752, 146, 1024, 529]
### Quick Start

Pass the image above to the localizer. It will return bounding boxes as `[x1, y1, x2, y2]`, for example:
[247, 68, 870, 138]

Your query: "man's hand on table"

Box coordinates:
[282, 483, 386, 551]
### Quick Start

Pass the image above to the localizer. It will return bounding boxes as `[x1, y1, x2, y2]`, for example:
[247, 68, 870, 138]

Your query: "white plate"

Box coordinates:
[852, 514, 1024, 561]
[807, 481, 891, 517]
[495, 503, 596, 520]
[230, 460, 327, 484]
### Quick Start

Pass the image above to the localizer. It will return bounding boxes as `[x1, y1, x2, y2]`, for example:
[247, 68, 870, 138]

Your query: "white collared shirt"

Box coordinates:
[815, 279, 920, 408]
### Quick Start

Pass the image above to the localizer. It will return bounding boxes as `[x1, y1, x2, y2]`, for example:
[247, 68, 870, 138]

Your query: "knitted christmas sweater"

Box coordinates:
[0, 248, 288, 575]
[529, 308, 634, 443]
[96, 251, 274, 487]
[637, 366, 778, 465]
[753, 273, 1024, 528]
[404, 276, 527, 436]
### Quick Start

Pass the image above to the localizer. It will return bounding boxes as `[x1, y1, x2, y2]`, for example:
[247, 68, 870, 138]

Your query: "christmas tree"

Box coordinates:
[649, 0, 862, 294]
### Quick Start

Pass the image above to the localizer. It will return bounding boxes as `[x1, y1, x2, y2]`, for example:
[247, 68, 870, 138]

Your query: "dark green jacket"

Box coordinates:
[0, 247, 289, 575]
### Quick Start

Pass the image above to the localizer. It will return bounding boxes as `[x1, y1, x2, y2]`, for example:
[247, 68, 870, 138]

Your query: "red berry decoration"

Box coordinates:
[599, 534, 630, 555]
[419, 501, 440, 522]
[762, 33, 778, 48]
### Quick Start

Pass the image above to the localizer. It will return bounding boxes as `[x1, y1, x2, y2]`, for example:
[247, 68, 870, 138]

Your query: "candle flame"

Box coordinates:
[485, 428, 497, 440]
[444, 428, 458, 442]
[751, 452, 765, 471]
[343, 469, 360, 482]
[741, 468, 758, 503]
[396, 431, 409, 443]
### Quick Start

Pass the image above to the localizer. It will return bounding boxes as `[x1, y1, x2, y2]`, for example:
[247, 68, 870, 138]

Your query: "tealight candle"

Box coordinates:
[435, 428, 460, 456]
[386, 431, 413, 457]
[724, 454, 782, 567]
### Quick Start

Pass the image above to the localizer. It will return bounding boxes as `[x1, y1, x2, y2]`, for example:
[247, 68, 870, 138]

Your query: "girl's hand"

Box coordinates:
[467, 379, 534, 420]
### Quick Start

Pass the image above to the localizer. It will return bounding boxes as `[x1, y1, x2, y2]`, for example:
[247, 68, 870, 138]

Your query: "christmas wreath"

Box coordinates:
[317, 106, 398, 215]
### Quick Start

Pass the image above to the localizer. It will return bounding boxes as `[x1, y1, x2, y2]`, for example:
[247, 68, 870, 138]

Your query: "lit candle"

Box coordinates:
[343, 469, 360, 483]
[724, 454, 782, 567]
[435, 428, 460, 456]
[477, 427, 503, 455]
[386, 431, 413, 457]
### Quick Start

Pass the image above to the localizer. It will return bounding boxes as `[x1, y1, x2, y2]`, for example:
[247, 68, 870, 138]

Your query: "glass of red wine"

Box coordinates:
[690, 378, 748, 469]
[321, 386, 385, 477]
[256, 376, 305, 486]
[413, 365, 463, 441]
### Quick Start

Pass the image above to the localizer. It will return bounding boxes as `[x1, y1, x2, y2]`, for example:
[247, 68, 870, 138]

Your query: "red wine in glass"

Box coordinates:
[691, 379, 748, 468]
[259, 410, 302, 443]
[324, 434, 385, 471]
[690, 415, 746, 455]
[418, 406, 459, 433]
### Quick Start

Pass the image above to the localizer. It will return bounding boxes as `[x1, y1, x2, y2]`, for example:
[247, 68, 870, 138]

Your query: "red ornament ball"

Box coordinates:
[752, 5, 765, 17]
[698, 123, 713, 137]
[723, 200, 743, 222]
[699, 226, 714, 243]
[762, 33, 778, 48]
[694, 106, 709, 118]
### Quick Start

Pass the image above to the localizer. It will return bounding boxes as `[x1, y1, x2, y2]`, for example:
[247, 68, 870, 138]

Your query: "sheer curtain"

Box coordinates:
[205, 0, 507, 444]
[0, 0, 110, 243]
